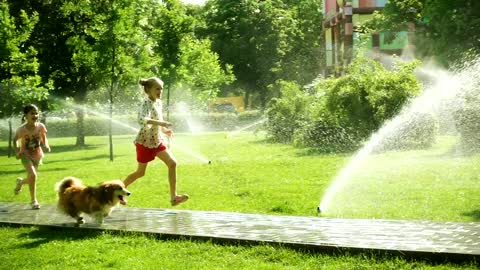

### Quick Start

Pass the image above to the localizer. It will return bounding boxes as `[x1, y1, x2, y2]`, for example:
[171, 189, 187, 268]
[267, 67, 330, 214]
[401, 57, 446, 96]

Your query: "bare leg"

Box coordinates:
[123, 162, 148, 187]
[157, 149, 188, 205]
[156, 149, 177, 199]
[22, 162, 38, 204]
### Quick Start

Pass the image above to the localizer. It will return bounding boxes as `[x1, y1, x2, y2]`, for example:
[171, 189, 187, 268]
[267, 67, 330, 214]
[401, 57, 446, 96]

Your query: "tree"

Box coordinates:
[203, 0, 324, 109]
[0, 2, 51, 157]
[420, 0, 480, 65]
[145, 0, 194, 118]
[367, 0, 480, 66]
[13, 0, 155, 146]
[279, 0, 324, 86]
[174, 36, 234, 108]
[0, 2, 50, 118]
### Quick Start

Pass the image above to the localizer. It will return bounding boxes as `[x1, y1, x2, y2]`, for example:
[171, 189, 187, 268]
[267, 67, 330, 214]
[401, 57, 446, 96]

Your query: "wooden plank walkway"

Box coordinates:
[0, 202, 478, 262]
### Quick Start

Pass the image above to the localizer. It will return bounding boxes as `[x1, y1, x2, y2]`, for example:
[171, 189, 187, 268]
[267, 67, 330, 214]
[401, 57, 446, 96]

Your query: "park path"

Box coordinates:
[0, 202, 478, 262]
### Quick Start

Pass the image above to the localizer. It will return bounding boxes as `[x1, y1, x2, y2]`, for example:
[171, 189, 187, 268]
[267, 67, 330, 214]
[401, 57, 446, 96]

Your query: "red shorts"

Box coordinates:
[135, 143, 167, 163]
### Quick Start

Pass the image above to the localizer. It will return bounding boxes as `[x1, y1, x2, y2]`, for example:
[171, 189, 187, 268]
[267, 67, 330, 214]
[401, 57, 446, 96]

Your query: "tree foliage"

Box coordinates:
[203, 0, 323, 109]
[420, 0, 480, 65]
[2, 0, 233, 146]
[0, 2, 50, 118]
[366, 0, 480, 66]
[174, 36, 234, 108]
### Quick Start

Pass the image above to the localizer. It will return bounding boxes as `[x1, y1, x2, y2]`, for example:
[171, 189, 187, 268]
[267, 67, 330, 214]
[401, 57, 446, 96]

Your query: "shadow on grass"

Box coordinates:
[0, 169, 34, 174]
[0, 144, 103, 157]
[45, 154, 126, 164]
[45, 144, 103, 153]
[3, 155, 127, 166]
[294, 148, 352, 158]
[461, 210, 480, 221]
[249, 138, 353, 158]
[16, 226, 103, 248]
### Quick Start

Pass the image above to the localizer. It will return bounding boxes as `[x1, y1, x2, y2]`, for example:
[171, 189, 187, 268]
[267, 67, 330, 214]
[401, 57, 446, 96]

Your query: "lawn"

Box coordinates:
[0, 132, 478, 269]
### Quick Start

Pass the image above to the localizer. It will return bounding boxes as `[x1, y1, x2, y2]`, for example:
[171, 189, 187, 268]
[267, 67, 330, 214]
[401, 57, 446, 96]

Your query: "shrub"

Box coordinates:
[293, 117, 362, 153]
[265, 81, 309, 143]
[264, 56, 428, 153]
[321, 57, 421, 134]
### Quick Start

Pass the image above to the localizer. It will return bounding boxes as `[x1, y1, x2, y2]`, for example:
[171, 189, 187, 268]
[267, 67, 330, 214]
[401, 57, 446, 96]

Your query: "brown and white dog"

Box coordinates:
[56, 176, 131, 225]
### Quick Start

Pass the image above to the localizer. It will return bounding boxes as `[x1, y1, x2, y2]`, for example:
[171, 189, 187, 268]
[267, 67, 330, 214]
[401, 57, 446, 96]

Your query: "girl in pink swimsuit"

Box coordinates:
[13, 104, 51, 209]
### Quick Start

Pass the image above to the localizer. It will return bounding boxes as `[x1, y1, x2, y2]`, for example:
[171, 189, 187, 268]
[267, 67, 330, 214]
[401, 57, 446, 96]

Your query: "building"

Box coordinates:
[322, 0, 414, 76]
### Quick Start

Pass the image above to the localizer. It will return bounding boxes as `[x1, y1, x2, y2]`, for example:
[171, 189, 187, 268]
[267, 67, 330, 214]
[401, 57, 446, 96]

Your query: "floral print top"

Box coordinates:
[15, 122, 47, 161]
[134, 97, 165, 148]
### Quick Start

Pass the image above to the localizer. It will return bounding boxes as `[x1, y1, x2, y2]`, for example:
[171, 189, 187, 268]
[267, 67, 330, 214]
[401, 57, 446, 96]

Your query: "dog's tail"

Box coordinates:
[55, 177, 81, 195]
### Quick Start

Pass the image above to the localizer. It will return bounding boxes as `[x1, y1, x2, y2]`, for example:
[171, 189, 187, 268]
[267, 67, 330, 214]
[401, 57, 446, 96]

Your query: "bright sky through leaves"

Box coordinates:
[181, 0, 206, 5]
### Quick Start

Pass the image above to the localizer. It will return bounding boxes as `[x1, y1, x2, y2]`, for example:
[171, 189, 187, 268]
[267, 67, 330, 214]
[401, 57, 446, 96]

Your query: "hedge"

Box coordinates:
[0, 111, 263, 140]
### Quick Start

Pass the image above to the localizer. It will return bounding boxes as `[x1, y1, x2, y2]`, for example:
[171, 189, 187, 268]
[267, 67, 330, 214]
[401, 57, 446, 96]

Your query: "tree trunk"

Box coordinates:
[75, 73, 89, 147]
[260, 87, 267, 111]
[75, 105, 85, 146]
[8, 118, 13, 158]
[244, 89, 251, 110]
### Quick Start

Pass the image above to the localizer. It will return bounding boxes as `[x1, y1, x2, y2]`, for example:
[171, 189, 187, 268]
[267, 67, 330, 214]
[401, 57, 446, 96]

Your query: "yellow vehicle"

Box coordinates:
[210, 96, 245, 113]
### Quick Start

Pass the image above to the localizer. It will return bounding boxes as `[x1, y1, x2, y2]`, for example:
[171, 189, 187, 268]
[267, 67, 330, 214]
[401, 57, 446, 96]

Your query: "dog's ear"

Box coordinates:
[99, 183, 113, 204]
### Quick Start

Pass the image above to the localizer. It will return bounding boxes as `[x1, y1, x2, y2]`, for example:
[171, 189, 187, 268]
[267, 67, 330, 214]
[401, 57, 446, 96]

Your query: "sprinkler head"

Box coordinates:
[208, 160, 212, 164]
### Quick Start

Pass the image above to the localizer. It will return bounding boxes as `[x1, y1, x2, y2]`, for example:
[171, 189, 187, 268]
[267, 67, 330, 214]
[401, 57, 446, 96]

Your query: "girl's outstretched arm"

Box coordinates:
[145, 118, 171, 127]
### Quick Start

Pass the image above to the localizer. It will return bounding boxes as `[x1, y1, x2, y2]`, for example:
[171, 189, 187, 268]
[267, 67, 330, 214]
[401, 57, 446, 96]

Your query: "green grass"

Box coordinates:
[321, 136, 480, 220]
[0, 132, 347, 216]
[0, 132, 478, 269]
[3, 226, 476, 270]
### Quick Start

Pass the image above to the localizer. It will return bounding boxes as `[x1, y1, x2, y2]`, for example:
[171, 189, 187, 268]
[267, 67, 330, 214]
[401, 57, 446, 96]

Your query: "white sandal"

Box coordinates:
[14, 178, 22, 195]
[31, 201, 40, 210]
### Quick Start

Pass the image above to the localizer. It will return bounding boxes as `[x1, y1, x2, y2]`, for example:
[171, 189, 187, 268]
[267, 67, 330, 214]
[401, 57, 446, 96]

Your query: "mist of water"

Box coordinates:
[70, 103, 139, 133]
[319, 58, 480, 214]
[53, 99, 211, 164]
[226, 118, 266, 138]
[0, 118, 10, 131]
[175, 102, 204, 134]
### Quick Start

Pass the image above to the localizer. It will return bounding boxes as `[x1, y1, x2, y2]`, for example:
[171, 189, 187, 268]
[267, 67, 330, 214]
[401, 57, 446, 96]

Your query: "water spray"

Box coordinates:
[226, 118, 266, 138]
[165, 135, 211, 164]
[55, 98, 212, 164]
[318, 59, 480, 215]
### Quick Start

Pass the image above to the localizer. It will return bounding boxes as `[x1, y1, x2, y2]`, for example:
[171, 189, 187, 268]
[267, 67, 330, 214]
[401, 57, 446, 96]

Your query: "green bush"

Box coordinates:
[293, 117, 362, 153]
[265, 56, 430, 153]
[265, 81, 309, 143]
[322, 57, 421, 133]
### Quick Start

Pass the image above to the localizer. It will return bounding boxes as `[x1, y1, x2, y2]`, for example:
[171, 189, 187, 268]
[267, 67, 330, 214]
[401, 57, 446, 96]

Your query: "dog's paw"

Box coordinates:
[76, 217, 85, 225]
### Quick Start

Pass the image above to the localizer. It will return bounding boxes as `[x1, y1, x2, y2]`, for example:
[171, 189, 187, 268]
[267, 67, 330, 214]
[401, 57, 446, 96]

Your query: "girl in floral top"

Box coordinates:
[14, 104, 51, 209]
[124, 77, 189, 206]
